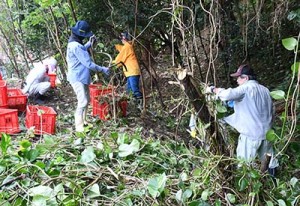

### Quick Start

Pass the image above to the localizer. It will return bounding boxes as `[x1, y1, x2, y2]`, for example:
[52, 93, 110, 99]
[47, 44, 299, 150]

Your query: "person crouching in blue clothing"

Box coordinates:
[67, 20, 110, 132]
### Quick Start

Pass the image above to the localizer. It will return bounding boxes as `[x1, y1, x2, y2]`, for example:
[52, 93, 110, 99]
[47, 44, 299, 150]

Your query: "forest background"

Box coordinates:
[0, 0, 299, 205]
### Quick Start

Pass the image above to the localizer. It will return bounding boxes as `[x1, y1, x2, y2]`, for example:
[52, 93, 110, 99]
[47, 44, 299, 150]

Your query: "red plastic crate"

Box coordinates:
[89, 84, 113, 106]
[0, 108, 20, 134]
[47, 73, 56, 88]
[92, 98, 127, 120]
[7, 88, 27, 112]
[0, 80, 8, 108]
[25, 105, 57, 135]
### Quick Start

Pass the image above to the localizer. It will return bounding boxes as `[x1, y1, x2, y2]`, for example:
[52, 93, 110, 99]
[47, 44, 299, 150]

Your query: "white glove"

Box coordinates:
[89, 35, 97, 45]
[205, 86, 215, 94]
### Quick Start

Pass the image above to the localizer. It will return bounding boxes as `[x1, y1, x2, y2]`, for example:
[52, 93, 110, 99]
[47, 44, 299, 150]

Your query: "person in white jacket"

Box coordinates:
[208, 64, 278, 177]
[22, 58, 57, 103]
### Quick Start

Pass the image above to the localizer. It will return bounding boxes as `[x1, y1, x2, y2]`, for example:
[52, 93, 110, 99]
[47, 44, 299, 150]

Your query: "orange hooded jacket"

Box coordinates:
[114, 41, 140, 77]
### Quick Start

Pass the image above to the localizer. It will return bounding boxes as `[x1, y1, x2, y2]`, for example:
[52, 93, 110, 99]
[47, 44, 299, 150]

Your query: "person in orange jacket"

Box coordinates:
[113, 32, 143, 104]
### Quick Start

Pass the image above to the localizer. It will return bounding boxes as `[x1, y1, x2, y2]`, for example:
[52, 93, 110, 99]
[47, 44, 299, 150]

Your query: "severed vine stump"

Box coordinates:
[177, 69, 227, 155]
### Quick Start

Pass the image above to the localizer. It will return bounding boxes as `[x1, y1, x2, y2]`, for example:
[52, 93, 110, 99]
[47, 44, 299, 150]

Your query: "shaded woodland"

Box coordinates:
[0, 0, 299, 205]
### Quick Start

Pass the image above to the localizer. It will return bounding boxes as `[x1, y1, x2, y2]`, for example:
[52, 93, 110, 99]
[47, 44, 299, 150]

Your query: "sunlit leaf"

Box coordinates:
[32, 196, 47, 206]
[28, 185, 53, 197]
[291, 62, 300, 73]
[266, 129, 278, 142]
[226, 193, 236, 203]
[201, 189, 210, 201]
[270, 90, 285, 100]
[277, 199, 287, 206]
[80, 146, 96, 163]
[87, 184, 100, 198]
[282, 37, 298, 51]
[175, 189, 182, 201]
[266, 201, 274, 206]
[290, 177, 298, 187]
[1, 134, 11, 155]
[118, 139, 140, 157]
[20, 140, 31, 149]
[147, 173, 167, 198]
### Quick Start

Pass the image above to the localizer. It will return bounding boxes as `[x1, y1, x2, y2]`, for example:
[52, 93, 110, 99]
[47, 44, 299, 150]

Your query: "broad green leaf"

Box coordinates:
[118, 139, 140, 157]
[1, 134, 11, 155]
[180, 172, 188, 181]
[290, 177, 298, 187]
[147, 173, 167, 198]
[87, 184, 100, 198]
[266, 201, 274, 206]
[282, 37, 298, 51]
[226, 193, 236, 203]
[175, 189, 182, 201]
[28, 186, 53, 197]
[291, 62, 300, 73]
[270, 90, 285, 100]
[238, 178, 248, 191]
[277, 199, 286, 206]
[80, 146, 96, 163]
[266, 129, 277, 142]
[182, 189, 192, 201]
[32, 196, 47, 206]
[216, 102, 227, 113]
[20, 140, 31, 149]
[201, 189, 210, 201]
[27, 149, 40, 161]
[44, 135, 55, 145]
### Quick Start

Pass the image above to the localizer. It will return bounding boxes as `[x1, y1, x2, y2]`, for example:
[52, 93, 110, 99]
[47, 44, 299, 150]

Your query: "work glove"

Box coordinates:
[205, 85, 215, 94]
[89, 35, 97, 45]
[101, 67, 110, 76]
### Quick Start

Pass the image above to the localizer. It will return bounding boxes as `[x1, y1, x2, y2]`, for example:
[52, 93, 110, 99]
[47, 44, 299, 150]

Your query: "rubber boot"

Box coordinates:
[75, 114, 84, 132]
[83, 108, 88, 125]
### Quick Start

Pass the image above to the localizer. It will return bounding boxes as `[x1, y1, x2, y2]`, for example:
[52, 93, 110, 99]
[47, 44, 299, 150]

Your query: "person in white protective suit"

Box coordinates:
[22, 58, 57, 103]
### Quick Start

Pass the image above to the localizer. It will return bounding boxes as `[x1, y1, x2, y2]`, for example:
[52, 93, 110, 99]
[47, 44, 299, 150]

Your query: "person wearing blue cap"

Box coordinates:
[67, 20, 110, 132]
[207, 64, 278, 177]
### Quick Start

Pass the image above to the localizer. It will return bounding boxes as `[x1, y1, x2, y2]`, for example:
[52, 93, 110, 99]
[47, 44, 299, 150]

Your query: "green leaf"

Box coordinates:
[20, 140, 31, 149]
[282, 37, 298, 51]
[270, 90, 285, 100]
[87, 184, 100, 198]
[28, 186, 53, 197]
[80, 146, 96, 163]
[238, 178, 248, 191]
[201, 189, 210, 201]
[182, 189, 192, 201]
[32, 196, 47, 206]
[266, 129, 278, 142]
[290, 177, 298, 188]
[1, 133, 11, 155]
[147, 173, 167, 198]
[226, 193, 236, 203]
[118, 139, 140, 157]
[175, 189, 182, 201]
[266, 201, 274, 206]
[216, 102, 227, 113]
[291, 62, 300, 73]
[277, 199, 286, 206]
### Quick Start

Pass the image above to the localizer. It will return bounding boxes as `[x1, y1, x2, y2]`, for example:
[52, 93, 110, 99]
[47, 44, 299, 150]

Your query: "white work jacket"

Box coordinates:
[22, 63, 49, 94]
[217, 80, 273, 140]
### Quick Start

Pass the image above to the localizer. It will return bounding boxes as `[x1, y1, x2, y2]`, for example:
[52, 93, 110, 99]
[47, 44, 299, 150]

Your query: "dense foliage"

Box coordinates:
[0, 0, 299, 205]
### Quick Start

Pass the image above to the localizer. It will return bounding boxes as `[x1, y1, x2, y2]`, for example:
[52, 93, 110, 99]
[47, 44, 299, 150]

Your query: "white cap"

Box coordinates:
[45, 57, 57, 73]
[46, 57, 57, 67]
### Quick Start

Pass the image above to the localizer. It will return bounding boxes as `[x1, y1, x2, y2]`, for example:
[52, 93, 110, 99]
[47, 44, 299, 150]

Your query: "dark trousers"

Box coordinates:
[126, 75, 142, 99]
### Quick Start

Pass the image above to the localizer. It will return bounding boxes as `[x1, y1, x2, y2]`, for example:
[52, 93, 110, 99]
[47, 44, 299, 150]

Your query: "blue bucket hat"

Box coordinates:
[71, 20, 93, 38]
